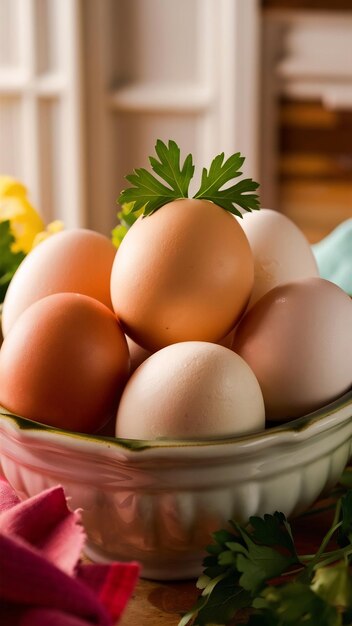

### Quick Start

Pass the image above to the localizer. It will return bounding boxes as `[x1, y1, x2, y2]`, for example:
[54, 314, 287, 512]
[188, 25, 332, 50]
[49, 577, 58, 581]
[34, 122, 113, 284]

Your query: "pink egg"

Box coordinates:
[233, 277, 352, 421]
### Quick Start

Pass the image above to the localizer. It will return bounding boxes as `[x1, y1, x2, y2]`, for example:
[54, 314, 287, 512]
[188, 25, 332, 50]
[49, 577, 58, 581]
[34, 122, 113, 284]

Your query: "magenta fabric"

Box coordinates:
[0, 480, 140, 625]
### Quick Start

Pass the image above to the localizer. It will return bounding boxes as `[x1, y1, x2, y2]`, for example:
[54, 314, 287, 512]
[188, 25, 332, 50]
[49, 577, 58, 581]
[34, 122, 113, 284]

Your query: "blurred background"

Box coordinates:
[0, 0, 351, 242]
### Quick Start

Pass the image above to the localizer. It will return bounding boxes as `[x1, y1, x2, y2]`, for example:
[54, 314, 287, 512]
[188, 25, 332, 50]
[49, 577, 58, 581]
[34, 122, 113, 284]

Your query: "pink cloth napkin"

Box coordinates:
[0, 479, 140, 625]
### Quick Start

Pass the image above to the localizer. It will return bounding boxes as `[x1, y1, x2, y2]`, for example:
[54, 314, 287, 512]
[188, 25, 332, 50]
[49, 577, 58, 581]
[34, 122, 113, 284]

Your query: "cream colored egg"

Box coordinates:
[2, 229, 116, 337]
[233, 277, 352, 421]
[125, 330, 235, 375]
[237, 209, 319, 308]
[116, 341, 265, 440]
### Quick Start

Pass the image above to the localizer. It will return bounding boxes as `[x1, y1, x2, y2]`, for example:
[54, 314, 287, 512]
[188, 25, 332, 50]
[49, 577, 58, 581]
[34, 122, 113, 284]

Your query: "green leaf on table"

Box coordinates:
[179, 572, 251, 626]
[0, 220, 25, 302]
[194, 151, 260, 217]
[338, 490, 352, 548]
[248, 512, 298, 559]
[230, 521, 299, 595]
[180, 483, 352, 626]
[311, 561, 352, 610]
[250, 582, 341, 626]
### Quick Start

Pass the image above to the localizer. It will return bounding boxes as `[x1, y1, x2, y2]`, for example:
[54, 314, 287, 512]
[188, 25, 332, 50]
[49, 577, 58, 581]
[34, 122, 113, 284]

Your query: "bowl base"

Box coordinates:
[83, 542, 203, 581]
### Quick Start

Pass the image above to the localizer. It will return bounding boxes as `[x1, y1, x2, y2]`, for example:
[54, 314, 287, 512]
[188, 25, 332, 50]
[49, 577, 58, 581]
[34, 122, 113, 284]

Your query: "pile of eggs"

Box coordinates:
[0, 200, 351, 440]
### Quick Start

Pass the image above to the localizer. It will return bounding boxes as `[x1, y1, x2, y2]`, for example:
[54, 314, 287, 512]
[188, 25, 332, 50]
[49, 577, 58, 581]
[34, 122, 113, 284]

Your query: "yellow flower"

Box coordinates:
[0, 176, 44, 253]
[31, 220, 65, 249]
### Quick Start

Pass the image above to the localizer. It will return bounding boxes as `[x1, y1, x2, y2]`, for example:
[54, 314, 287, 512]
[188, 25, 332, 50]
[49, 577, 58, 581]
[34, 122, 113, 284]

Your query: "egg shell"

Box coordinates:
[116, 341, 265, 440]
[2, 228, 116, 337]
[232, 277, 352, 421]
[126, 329, 235, 374]
[0, 293, 130, 433]
[237, 208, 319, 308]
[110, 199, 254, 351]
[126, 335, 152, 373]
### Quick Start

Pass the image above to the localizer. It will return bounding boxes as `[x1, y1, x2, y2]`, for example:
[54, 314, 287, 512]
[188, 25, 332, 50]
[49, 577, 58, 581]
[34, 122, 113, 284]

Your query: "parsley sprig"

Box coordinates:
[180, 470, 352, 625]
[118, 139, 259, 218]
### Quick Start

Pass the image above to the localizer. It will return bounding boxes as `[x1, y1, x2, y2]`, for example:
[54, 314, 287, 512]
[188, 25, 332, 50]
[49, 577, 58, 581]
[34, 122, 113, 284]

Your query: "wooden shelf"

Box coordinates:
[262, 0, 352, 11]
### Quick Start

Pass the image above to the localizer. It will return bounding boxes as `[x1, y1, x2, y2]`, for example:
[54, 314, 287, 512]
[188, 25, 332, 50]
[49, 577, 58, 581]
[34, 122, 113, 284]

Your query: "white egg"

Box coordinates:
[116, 341, 265, 440]
[237, 209, 319, 308]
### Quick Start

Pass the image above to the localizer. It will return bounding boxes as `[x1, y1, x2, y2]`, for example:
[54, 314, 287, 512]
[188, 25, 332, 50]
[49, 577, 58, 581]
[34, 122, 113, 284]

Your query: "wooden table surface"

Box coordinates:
[117, 495, 338, 625]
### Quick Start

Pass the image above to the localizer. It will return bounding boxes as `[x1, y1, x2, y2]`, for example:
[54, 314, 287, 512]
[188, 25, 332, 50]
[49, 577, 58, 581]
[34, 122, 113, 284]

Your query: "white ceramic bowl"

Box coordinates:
[1, 391, 351, 580]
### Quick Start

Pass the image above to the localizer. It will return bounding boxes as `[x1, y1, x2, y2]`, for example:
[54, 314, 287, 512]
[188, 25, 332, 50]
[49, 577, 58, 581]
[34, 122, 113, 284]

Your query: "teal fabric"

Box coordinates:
[312, 219, 352, 296]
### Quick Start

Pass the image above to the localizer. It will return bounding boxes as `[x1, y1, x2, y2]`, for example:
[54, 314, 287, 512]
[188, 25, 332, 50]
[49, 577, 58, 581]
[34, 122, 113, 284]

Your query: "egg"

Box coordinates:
[232, 277, 352, 421]
[126, 329, 235, 374]
[2, 228, 117, 337]
[126, 335, 152, 373]
[237, 209, 319, 308]
[110, 199, 254, 351]
[115, 341, 265, 440]
[0, 293, 130, 432]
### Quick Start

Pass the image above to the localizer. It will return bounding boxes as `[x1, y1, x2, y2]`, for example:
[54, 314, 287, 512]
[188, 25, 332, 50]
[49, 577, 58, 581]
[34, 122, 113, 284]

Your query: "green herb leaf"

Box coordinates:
[311, 561, 352, 610]
[118, 140, 194, 216]
[117, 139, 260, 219]
[179, 573, 251, 626]
[338, 491, 352, 548]
[179, 490, 352, 626]
[111, 202, 143, 248]
[248, 513, 298, 560]
[0, 220, 25, 302]
[194, 152, 260, 217]
[231, 522, 299, 595]
[149, 139, 195, 198]
[250, 583, 341, 626]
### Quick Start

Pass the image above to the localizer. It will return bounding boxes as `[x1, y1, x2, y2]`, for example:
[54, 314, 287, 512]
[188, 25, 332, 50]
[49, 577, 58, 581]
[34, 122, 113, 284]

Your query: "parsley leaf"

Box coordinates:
[226, 518, 299, 595]
[248, 513, 298, 560]
[149, 139, 195, 198]
[0, 220, 25, 303]
[111, 202, 143, 248]
[179, 486, 352, 626]
[250, 583, 341, 626]
[311, 561, 352, 610]
[118, 140, 194, 216]
[117, 139, 259, 218]
[179, 573, 251, 626]
[338, 490, 352, 547]
[194, 152, 260, 217]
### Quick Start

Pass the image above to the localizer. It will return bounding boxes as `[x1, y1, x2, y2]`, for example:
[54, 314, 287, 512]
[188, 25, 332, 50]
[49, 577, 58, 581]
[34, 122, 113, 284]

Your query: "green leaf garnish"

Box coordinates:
[117, 139, 259, 219]
[194, 152, 260, 217]
[0, 220, 25, 302]
[118, 139, 194, 216]
[111, 202, 143, 248]
[250, 582, 341, 626]
[179, 475, 352, 626]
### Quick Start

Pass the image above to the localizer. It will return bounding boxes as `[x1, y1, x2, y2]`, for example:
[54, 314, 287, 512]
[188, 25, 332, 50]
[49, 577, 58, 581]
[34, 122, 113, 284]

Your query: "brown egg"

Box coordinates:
[2, 229, 117, 337]
[110, 199, 254, 351]
[233, 277, 352, 421]
[0, 293, 130, 432]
